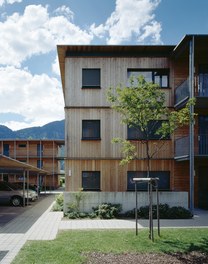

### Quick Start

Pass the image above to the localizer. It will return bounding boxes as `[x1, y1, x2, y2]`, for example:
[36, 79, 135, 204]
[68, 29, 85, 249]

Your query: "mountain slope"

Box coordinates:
[0, 120, 65, 139]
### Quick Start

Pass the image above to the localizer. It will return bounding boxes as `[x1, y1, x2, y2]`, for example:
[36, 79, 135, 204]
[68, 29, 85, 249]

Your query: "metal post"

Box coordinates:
[156, 183, 160, 236]
[135, 181, 138, 236]
[23, 170, 25, 207]
[149, 181, 153, 241]
[26, 170, 29, 206]
[189, 36, 195, 214]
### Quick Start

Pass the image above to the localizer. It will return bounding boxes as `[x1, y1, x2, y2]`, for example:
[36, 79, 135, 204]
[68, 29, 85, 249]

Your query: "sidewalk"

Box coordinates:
[0, 194, 208, 264]
[0, 194, 63, 264]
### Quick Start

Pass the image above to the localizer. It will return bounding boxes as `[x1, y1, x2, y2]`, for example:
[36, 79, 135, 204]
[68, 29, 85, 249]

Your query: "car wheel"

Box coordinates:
[11, 196, 22, 206]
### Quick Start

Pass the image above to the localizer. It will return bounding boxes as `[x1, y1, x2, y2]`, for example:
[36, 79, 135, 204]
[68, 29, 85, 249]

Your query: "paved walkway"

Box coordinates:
[0, 194, 208, 264]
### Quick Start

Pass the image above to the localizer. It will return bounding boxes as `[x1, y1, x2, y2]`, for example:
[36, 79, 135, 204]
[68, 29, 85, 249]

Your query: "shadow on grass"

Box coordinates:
[160, 236, 208, 263]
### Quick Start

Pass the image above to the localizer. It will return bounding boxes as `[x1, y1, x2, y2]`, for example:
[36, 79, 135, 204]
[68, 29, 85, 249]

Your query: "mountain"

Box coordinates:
[0, 120, 65, 139]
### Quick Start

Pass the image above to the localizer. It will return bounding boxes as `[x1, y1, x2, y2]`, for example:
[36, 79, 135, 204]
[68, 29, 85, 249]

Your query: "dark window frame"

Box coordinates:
[82, 120, 101, 140]
[127, 120, 170, 140]
[127, 171, 170, 191]
[127, 69, 169, 88]
[82, 68, 101, 89]
[82, 171, 101, 191]
[18, 144, 27, 148]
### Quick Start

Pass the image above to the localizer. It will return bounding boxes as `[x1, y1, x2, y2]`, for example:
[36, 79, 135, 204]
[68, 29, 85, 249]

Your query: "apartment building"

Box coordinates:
[58, 34, 208, 210]
[0, 139, 65, 190]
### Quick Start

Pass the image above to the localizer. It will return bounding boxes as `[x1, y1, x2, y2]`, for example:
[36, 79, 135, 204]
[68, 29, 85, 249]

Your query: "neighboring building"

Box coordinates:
[58, 35, 208, 210]
[0, 139, 65, 189]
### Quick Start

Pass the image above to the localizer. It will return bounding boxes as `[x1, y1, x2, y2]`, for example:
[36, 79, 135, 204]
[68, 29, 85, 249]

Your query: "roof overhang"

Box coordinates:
[0, 155, 48, 174]
[172, 34, 208, 60]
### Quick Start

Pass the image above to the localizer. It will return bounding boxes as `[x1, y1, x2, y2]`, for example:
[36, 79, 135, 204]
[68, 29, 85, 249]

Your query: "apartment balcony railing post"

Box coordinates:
[189, 36, 195, 214]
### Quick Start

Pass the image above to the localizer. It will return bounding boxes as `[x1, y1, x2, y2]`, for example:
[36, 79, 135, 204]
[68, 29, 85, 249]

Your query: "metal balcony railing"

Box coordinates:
[175, 136, 189, 158]
[175, 79, 189, 106]
[175, 76, 208, 106]
[175, 134, 208, 158]
[198, 83, 208, 96]
[198, 134, 208, 155]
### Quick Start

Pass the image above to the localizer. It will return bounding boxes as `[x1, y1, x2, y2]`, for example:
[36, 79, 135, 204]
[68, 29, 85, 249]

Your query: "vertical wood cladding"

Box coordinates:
[65, 57, 172, 107]
[65, 108, 173, 159]
[64, 55, 175, 192]
[65, 159, 174, 192]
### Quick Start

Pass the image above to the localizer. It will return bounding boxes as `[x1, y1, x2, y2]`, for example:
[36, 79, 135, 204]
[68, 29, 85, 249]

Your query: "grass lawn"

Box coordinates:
[12, 229, 208, 264]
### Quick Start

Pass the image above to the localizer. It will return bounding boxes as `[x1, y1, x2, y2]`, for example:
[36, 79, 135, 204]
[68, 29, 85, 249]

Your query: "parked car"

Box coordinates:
[0, 181, 38, 206]
[13, 182, 40, 194]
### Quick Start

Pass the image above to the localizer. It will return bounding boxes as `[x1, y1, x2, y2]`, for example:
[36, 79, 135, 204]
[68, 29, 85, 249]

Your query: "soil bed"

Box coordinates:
[84, 251, 208, 264]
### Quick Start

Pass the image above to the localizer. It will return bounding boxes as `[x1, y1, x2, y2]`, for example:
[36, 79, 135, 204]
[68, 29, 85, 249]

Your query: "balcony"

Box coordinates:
[175, 79, 189, 108]
[175, 77, 208, 109]
[175, 134, 208, 160]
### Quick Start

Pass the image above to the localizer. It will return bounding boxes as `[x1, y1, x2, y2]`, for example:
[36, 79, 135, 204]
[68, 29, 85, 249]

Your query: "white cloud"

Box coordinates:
[0, 66, 64, 130]
[0, 5, 93, 67]
[54, 5, 74, 21]
[90, 0, 162, 44]
[138, 20, 162, 44]
[0, 0, 22, 6]
[0, 1, 163, 130]
[52, 56, 60, 76]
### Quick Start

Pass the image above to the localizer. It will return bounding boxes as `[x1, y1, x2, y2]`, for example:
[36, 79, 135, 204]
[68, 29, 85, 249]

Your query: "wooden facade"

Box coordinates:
[58, 35, 208, 209]
[0, 139, 64, 189]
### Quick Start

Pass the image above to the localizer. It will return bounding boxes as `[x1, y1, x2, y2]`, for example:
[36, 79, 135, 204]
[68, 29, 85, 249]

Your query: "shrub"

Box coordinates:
[52, 193, 64, 211]
[124, 204, 192, 219]
[93, 203, 122, 219]
[167, 206, 193, 219]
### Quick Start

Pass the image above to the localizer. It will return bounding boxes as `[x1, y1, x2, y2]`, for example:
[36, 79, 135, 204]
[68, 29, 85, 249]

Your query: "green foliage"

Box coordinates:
[66, 211, 89, 219]
[67, 189, 85, 215]
[107, 75, 196, 166]
[167, 206, 193, 219]
[125, 204, 192, 219]
[66, 202, 122, 220]
[52, 193, 64, 211]
[92, 203, 122, 219]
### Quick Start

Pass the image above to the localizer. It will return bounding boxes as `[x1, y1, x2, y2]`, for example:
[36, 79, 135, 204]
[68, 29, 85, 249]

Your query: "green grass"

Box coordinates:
[12, 229, 208, 264]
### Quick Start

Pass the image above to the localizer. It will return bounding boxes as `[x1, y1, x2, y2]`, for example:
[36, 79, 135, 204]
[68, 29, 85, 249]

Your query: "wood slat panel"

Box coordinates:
[65, 57, 171, 107]
[65, 159, 174, 192]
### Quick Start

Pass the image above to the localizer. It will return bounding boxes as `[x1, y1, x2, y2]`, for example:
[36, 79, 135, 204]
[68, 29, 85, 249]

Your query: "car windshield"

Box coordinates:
[6, 182, 20, 190]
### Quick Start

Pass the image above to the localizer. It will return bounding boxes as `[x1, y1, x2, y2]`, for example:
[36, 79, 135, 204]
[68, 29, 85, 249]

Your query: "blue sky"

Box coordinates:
[0, 0, 208, 131]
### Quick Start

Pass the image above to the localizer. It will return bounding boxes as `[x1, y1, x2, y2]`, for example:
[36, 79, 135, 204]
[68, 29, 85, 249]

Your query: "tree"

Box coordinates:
[107, 75, 195, 176]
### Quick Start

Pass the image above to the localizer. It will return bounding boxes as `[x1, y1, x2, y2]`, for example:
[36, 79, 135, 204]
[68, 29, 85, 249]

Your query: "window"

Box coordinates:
[37, 160, 43, 169]
[82, 171, 100, 191]
[3, 144, 10, 156]
[82, 120, 101, 140]
[18, 144, 26, 148]
[82, 69, 101, 88]
[127, 69, 169, 88]
[37, 144, 43, 156]
[127, 171, 170, 191]
[127, 121, 169, 140]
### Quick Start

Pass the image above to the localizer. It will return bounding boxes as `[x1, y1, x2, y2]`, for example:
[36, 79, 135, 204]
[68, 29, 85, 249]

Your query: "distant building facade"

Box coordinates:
[0, 139, 65, 189]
